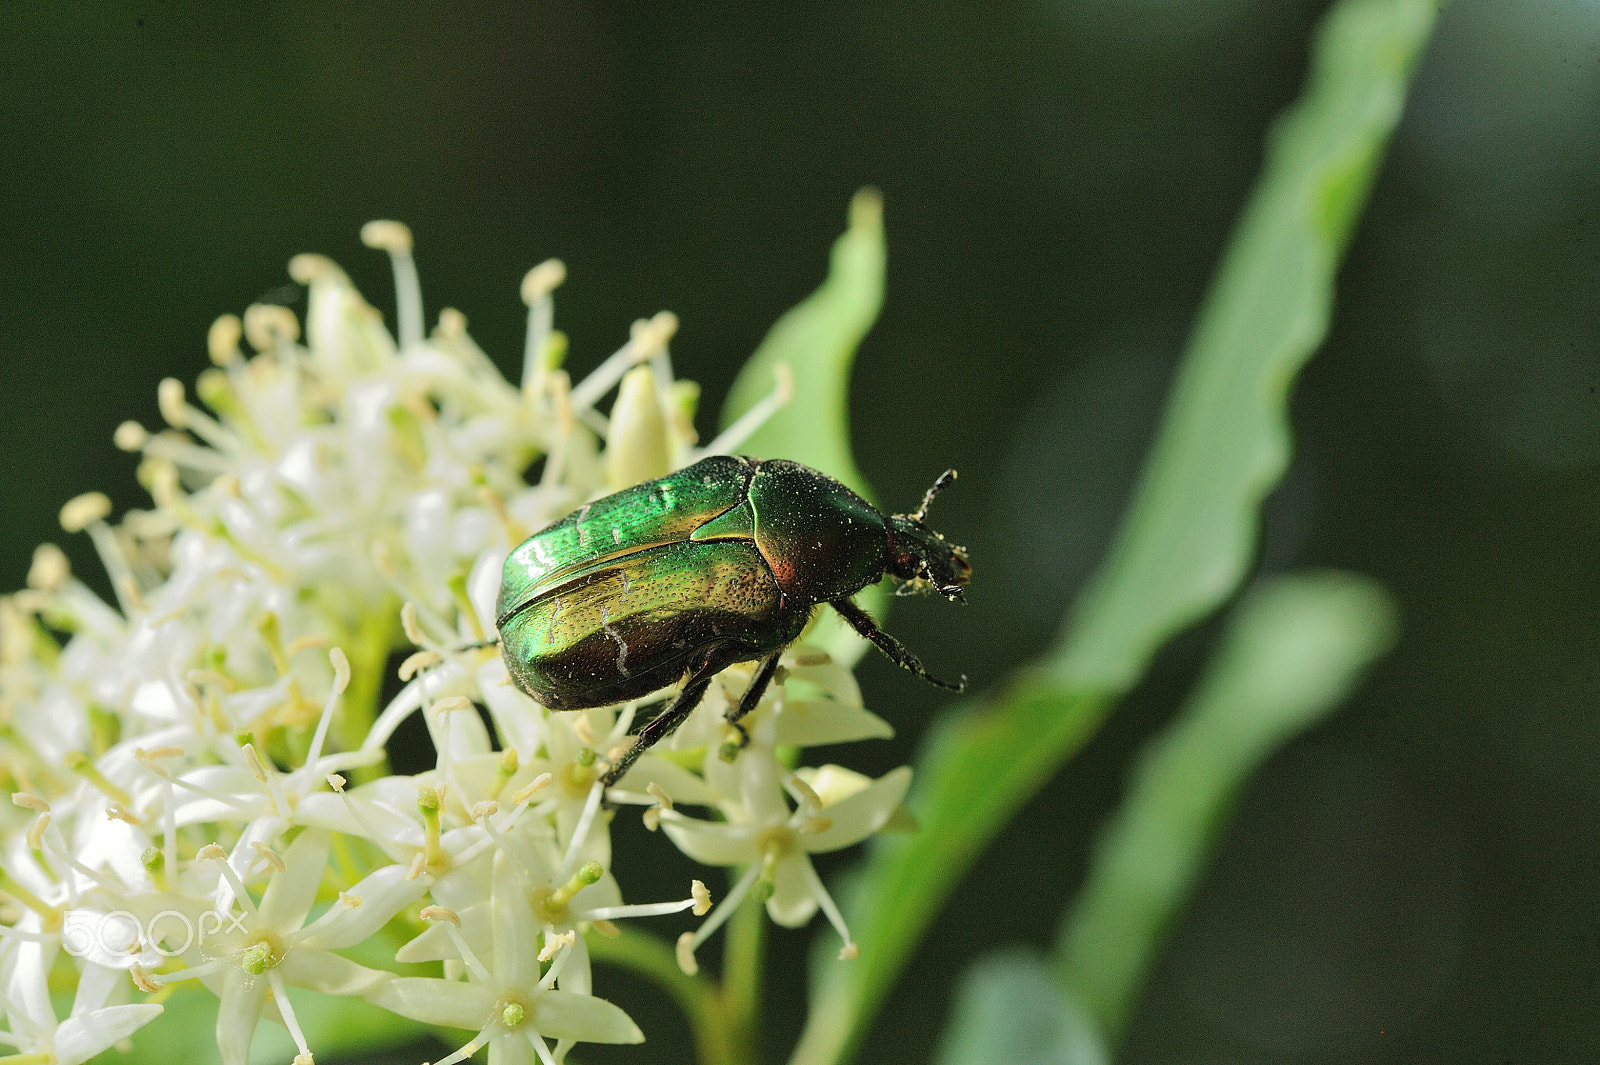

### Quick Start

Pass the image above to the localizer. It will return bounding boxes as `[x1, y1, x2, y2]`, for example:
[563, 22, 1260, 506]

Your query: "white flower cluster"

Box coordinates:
[0, 223, 912, 1065]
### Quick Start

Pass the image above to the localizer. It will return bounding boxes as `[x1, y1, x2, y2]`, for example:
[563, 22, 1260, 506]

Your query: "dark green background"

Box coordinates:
[3, 2, 1595, 1063]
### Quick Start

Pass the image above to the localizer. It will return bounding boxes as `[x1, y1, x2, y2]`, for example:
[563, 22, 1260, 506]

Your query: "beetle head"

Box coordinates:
[885, 469, 970, 601]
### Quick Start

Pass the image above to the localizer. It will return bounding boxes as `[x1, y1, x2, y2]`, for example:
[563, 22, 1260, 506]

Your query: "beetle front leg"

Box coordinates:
[829, 597, 967, 693]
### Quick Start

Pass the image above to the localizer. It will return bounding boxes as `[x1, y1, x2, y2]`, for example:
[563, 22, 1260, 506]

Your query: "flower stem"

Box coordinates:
[721, 880, 766, 1063]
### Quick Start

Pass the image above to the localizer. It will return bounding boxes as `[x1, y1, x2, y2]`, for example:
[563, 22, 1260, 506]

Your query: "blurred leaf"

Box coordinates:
[720, 188, 884, 498]
[788, 3, 1438, 1064]
[721, 189, 889, 664]
[1055, 570, 1399, 1044]
[933, 948, 1108, 1065]
[1054, 0, 1434, 693]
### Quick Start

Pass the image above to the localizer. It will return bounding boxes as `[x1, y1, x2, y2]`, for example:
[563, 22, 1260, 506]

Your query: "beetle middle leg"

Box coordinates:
[830, 597, 967, 693]
[601, 643, 738, 787]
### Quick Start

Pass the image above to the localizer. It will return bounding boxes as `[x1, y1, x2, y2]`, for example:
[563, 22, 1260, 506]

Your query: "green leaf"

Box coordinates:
[721, 189, 889, 664]
[787, 4, 1438, 1064]
[1053, 0, 1434, 693]
[934, 949, 1108, 1065]
[720, 188, 885, 498]
[1054, 570, 1399, 1044]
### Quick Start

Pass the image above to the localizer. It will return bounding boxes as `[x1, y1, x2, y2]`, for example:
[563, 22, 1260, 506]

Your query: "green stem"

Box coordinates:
[721, 878, 767, 1063]
[587, 927, 741, 1065]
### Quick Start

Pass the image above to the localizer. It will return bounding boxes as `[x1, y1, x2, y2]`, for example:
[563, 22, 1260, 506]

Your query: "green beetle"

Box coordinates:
[496, 455, 969, 784]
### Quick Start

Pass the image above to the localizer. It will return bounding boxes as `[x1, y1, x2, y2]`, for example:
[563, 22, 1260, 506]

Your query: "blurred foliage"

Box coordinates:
[791, 4, 1433, 1062]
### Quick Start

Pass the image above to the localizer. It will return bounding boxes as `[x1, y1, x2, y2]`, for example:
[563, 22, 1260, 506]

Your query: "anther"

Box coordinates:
[250, 842, 287, 874]
[114, 420, 149, 452]
[130, 964, 161, 994]
[537, 929, 576, 963]
[436, 308, 467, 340]
[26, 544, 68, 592]
[521, 260, 567, 304]
[360, 220, 413, 254]
[59, 493, 111, 534]
[420, 905, 460, 926]
[510, 773, 552, 805]
[691, 880, 712, 916]
[286, 253, 343, 285]
[398, 650, 441, 681]
[157, 378, 188, 429]
[207, 314, 244, 366]
[242, 304, 300, 352]
[676, 931, 699, 976]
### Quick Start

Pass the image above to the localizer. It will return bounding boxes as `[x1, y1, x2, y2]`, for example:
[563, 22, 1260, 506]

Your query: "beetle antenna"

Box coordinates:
[910, 469, 957, 523]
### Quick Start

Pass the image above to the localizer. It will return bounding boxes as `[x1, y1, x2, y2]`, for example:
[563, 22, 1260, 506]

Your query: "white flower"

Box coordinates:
[662, 707, 912, 970]
[146, 830, 425, 1065]
[1, 217, 911, 1065]
[371, 855, 642, 1065]
[0, 914, 162, 1065]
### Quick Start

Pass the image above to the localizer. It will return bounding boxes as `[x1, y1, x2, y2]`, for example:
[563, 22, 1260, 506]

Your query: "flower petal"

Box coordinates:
[659, 816, 756, 867]
[801, 765, 912, 853]
[53, 1003, 163, 1065]
[366, 976, 495, 1030]
[297, 862, 430, 950]
[215, 967, 269, 1065]
[257, 829, 330, 930]
[765, 852, 821, 928]
[531, 989, 643, 1044]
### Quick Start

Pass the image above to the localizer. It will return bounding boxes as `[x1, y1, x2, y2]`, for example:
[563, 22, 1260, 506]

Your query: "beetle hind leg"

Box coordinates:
[830, 597, 966, 693]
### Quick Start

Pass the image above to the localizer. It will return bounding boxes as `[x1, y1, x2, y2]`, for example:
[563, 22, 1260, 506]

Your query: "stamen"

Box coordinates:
[701, 362, 794, 457]
[202, 846, 259, 919]
[207, 314, 244, 366]
[242, 304, 300, 353]
[537, 928, 576, 963]
[556, 781, 605, 881]
[682, 861, 763, 965]
[266, 969, 313, 1062]
[63, 751, 133, 807]
[429, 1027, 492, 1065]
[520, 259, 566, 395]
[25, 544, 68, 592]
[305, 647, 349, 767]
[569, 311, 677, 412]
[361, 220, 423, 351]
[798, 857, 855, 959]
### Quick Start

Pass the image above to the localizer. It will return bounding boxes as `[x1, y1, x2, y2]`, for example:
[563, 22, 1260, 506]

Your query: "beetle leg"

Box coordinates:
[829, 597, 967, 693]
[721, 650, 783, 752]
[601, 646, 730, 787]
